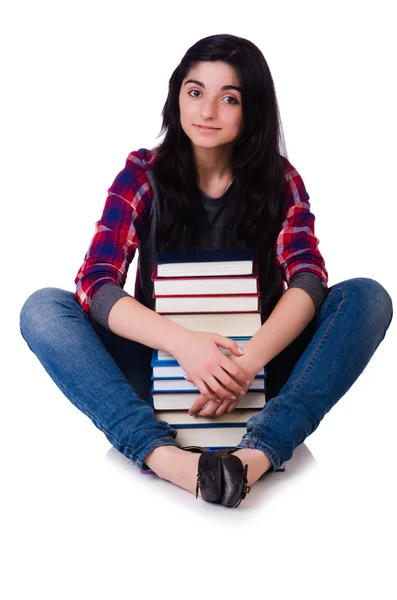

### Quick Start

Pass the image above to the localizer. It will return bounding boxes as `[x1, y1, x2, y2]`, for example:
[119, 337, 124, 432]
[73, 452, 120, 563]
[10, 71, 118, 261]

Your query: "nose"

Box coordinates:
[200, 97, 217, 120]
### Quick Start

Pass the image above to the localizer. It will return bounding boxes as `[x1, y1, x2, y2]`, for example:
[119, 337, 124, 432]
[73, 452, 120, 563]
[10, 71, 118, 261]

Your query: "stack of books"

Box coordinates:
[141, 249, 285, 472]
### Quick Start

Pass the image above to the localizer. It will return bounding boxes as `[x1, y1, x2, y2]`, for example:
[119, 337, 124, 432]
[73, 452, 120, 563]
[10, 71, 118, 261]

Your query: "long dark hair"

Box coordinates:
[152, 33, 289, 320]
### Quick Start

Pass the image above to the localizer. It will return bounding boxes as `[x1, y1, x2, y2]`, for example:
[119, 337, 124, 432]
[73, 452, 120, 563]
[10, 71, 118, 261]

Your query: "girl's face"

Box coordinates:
[179, 61, 244, 151]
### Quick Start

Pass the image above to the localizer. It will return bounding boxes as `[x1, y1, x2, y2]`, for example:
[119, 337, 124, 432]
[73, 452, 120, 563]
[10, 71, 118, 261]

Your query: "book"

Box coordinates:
[152, 391, 266, 410]
[154, 409, 261, 426]
[163, 312, 262, 336]
[151, 264, 259, 296]
[151, 358, 265, 378]
[154, 338, 250, 362]
[151, 376, 265, 392]
[170, 426, 250, 447]
[154, 293, 260, 314]
[156, 249, 254, 277]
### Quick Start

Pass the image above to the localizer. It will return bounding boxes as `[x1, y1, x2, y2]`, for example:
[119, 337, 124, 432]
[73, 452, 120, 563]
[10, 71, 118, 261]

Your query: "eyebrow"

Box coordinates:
[184, 79, 241, 93]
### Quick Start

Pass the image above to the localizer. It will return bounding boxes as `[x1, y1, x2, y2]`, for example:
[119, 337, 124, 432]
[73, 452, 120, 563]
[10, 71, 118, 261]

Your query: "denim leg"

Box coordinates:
[236, 277, 393, 471]
[19, 287, 182, 470]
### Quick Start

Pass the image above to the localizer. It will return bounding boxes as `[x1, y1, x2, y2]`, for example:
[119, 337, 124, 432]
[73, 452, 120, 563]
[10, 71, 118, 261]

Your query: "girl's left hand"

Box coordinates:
[187, 354, 258, 417]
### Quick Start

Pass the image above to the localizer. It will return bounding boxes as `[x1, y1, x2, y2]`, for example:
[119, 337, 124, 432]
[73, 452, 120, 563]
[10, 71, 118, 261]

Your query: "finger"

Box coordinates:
[205, 373, 238, 402]
[230, 341, 245, 356]
[188, 396, 208, 415]
[197, 400, 221, 416]
[212, 366, 244, 397]
[189, 390, 220, 415]
[220, 359, 251, 388]
[184, 375, 226, 400]
[216, 391, 244, 416]
[214, 399, 234, 416]
[191, 378, 221, 403]
[214, 334, 244, 356]
[226, 399, 240, 413]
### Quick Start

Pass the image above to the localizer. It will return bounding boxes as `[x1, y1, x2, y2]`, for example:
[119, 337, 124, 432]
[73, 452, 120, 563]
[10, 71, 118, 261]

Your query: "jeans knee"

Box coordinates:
[351, 277, 393, 329]
[19, 287, 70, 342]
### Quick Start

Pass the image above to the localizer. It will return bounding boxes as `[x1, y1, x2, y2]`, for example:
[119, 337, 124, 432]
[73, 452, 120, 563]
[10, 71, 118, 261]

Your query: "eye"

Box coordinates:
[224, 96, 239, 105]
[187, 90, 239, 105]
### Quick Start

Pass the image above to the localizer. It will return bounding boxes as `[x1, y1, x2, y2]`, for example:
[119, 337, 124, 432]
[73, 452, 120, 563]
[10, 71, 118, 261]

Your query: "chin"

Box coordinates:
[190, 133, 233, 148]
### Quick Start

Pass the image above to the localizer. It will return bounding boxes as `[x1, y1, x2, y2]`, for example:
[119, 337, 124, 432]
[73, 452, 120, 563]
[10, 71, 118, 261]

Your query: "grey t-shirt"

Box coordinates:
[90, 170, 325, 329]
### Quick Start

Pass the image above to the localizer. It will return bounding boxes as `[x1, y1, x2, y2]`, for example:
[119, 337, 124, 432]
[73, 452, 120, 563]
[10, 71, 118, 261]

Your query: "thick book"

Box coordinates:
[154, 408, 261, 427]
[154, 293, 260, 314]
[151, 376, 265, 393]
[156, 249, 254, 277]
[150, 358, 265, 379]
[168, 426, 251, 447]
[152, 391, 266, 410]
[163, 312, 262, 336]
[154, 337, 251, 362]
[151, 264, 259, 296]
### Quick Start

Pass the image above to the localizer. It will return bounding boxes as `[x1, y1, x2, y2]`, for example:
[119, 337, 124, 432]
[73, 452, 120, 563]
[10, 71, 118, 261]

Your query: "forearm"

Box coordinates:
[108, 295, 189, 353]
[243, 287, 316, 372]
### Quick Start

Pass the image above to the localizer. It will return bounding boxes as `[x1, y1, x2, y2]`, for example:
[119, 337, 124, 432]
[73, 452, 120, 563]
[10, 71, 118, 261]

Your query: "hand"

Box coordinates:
[187, 352, 258, 417]
[169, 331, 251, 408]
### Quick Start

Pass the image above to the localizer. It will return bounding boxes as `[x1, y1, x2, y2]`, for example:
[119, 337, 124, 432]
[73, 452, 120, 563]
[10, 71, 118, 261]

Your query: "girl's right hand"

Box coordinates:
[169, 331, 251, 404]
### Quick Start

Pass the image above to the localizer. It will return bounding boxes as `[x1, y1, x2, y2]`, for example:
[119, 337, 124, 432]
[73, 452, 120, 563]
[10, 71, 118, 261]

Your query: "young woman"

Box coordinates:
[19, 34, 393, 508]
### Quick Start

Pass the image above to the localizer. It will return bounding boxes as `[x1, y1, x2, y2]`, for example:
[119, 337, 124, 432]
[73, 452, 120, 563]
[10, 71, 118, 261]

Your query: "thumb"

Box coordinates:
[214, 334, 244, 356]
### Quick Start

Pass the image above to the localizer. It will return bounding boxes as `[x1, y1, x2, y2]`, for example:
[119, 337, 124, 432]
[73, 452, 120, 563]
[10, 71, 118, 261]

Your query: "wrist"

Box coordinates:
[240, 342, 266, 375]
[165, 326, 192, 357]
[229, 346, 263, 379]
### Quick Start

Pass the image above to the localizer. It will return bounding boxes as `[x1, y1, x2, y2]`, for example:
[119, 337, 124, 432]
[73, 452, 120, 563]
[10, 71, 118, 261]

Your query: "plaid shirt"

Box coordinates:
[75, 148, 328, 313]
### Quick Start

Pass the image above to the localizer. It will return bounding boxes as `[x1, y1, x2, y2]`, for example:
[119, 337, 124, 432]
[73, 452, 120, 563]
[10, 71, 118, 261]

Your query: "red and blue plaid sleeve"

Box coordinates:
[74, 149, 155, 313]
[275, 161, 328, 289]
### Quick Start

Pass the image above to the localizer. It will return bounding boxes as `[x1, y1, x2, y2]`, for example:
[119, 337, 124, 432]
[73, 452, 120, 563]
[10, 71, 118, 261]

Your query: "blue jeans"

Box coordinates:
[19, 278, 392, 472]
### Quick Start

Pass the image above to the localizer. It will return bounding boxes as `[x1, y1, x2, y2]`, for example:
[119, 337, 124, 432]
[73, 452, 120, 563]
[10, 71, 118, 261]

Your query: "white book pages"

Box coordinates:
[154, 277, 258, 296]
[152, 391, 266, 410]
[157, 260, 253, 277]
[154, 408, 262, 425]
[155, 294, 259, 313]
[163, 312, 262, 336]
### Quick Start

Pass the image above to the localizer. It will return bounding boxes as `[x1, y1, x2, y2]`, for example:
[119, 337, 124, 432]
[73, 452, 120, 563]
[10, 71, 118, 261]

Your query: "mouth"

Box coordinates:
[194, 124, 221, 131]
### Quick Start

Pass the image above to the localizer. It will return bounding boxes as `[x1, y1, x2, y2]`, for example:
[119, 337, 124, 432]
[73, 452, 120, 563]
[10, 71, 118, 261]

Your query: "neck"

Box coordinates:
[192, 144, 234, 186]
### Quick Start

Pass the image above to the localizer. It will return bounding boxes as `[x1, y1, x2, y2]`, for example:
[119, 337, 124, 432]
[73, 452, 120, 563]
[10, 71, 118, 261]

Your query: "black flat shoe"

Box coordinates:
[215, 448, 251, 508]
[181, 446, 222, 503]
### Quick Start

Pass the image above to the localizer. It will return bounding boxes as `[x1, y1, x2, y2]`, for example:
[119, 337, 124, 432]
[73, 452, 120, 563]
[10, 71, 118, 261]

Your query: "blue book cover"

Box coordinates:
[150, 379, 266, 392]
[151, 373, 265, 380]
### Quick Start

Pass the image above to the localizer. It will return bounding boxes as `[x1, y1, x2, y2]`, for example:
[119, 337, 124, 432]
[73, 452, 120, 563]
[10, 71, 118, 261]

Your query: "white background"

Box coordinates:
[2, 1, 396, 599]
